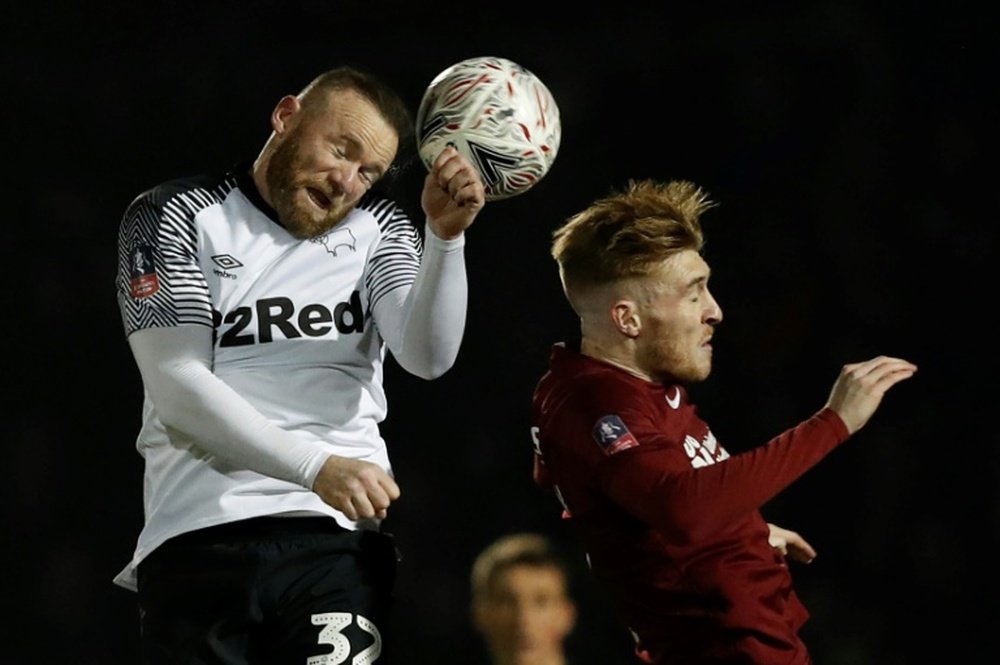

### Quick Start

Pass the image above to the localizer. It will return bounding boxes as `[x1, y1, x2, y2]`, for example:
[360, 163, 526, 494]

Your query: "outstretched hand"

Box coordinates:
[312, 455, 401, 521]
[421, 146, 486, 240]
[825, 355, 917, 434]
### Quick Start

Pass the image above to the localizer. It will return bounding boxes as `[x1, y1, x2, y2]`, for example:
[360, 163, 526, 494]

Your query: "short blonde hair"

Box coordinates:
[470, 533, 568, 600]
[552, 179, 716, 306]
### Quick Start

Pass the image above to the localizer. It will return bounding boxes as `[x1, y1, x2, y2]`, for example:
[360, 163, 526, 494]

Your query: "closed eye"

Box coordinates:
[329, 144, 381, 186]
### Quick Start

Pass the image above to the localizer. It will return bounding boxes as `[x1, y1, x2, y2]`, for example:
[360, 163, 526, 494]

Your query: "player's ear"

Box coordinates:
[271, 95, 301, 134]
[611, 299, 641, 338]
[562, 598, 578, 634]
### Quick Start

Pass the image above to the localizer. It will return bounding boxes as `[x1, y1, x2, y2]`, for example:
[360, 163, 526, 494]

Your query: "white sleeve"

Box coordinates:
[128, 325, 330, 487]
[373, 221, 467, 379]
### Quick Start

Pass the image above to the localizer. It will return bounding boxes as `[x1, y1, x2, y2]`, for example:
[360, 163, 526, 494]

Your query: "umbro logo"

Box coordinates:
[211, 254, 243, 280]
[665, 387, 681, 410]
[211, 254, 243, 270]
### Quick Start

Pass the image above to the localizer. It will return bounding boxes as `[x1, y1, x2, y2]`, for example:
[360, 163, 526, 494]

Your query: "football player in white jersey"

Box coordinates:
[115, 66, 486, 664]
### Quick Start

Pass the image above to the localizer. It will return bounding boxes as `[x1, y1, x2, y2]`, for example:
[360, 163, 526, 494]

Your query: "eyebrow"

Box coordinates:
[685, 273, 709, 290]
[340, 135, 389, 179]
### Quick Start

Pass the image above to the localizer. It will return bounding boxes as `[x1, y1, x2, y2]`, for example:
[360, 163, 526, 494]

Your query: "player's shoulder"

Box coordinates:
[573, 368, 642, 410]
[552, 347, 639, 394]
[538, 359, 641, 419]
[127, 168, 238, 215]
[356, 188, 413, 226]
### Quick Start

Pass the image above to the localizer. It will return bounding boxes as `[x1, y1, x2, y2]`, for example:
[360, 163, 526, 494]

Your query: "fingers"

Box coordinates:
[843, 356, 918, 391]
[344, 470, 401, 520]
[313, 456, 401, 521]
[783, 531, 817, 564]
[766, 532, 788, 555]
[421, 146, 487, 240]
[853, 356, 918, 401]
[826, 355, 917, 433]
[431, 146, 485, 209]
[767, 523, 817, 564]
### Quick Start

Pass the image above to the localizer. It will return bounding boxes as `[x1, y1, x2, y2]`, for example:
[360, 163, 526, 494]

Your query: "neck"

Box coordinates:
[250, 148, 273, 207]
[580, 336, 652, 382]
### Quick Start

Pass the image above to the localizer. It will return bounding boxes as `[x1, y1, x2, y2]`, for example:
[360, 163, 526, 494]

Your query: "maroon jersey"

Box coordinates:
[531, 343, 849, 665]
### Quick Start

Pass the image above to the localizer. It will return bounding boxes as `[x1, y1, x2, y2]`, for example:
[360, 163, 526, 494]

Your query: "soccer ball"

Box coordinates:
[415, 56, 561, 201]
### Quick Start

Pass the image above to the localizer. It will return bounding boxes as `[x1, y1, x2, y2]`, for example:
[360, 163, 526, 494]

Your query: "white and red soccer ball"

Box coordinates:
[415, 56, 561, 201]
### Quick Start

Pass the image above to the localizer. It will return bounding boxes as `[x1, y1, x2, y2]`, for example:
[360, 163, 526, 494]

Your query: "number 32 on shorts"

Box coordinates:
[309, 612, 381, 665]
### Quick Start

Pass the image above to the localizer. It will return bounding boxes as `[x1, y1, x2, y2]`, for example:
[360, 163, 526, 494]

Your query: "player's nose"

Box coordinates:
[705, 290, 722, 324]
[325, 163, 359, 197]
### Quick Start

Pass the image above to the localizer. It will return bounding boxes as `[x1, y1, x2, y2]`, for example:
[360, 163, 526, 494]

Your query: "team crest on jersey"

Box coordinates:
[592, 415, 639, 455]
[311, 227, 357, 256]
[128, 242, 159, 299]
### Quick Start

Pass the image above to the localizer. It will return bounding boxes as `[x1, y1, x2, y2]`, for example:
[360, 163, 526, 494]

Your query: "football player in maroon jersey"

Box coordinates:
[531, 179, 916, 664]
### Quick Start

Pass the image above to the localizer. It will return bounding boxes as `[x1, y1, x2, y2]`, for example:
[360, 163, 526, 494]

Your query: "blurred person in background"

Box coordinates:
[471, 533, 578, 665]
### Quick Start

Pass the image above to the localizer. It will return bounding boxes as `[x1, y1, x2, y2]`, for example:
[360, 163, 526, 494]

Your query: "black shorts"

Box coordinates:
[136, 516, 399, 665]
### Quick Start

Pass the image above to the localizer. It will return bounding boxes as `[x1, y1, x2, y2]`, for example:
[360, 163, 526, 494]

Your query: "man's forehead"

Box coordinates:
[494, 564, 567, 587]
[317, 90, 398, 168]
[654, 250, 710, 284]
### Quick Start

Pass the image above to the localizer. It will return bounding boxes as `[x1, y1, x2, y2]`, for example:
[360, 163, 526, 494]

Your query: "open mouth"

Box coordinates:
[307, 187, 331, 210]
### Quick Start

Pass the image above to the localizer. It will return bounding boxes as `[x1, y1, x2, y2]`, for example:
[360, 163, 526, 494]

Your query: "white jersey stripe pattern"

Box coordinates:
[117, 174, 235, 331]
[363, 196, 422, 309]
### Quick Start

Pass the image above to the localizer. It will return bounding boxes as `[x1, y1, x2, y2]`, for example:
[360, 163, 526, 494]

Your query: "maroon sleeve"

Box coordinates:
[599, 408, 849, 544]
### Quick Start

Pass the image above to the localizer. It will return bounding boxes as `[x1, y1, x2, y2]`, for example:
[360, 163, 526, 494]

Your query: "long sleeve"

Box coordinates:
[128, 325, 331, 488]
[372, 221, 467, 379]
[600, 408, 849, 544]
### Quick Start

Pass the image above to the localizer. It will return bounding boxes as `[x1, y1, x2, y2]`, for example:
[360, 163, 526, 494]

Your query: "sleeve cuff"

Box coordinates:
[424, 220, 466, 251]
[815, 407, 851, 441]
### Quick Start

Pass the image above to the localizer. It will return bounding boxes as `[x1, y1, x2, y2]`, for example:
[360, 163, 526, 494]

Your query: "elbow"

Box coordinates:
[393, 341, 460, 380]
[403, 357, 456, 381]
[418, 366, 451, 381]
[148, 394, 197, 434]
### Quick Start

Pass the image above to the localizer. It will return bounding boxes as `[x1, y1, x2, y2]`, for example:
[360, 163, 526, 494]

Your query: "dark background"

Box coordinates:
[6, 1, 994, 663]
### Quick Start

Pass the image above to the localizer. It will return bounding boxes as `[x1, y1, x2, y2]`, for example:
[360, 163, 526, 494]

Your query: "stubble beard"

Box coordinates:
[645, 338, 712, 385]
[266, 136, 350, 240]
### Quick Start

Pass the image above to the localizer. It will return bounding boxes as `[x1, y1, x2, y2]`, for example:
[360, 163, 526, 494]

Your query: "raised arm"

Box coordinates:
[374, 145, 485, 379]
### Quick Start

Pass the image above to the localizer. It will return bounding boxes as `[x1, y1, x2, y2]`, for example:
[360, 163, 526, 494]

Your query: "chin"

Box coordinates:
[693, 359, 713, 381]
[288, 210, 339, 239]
[693, 350, 713, 379]
[675, 362, 712, 383]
